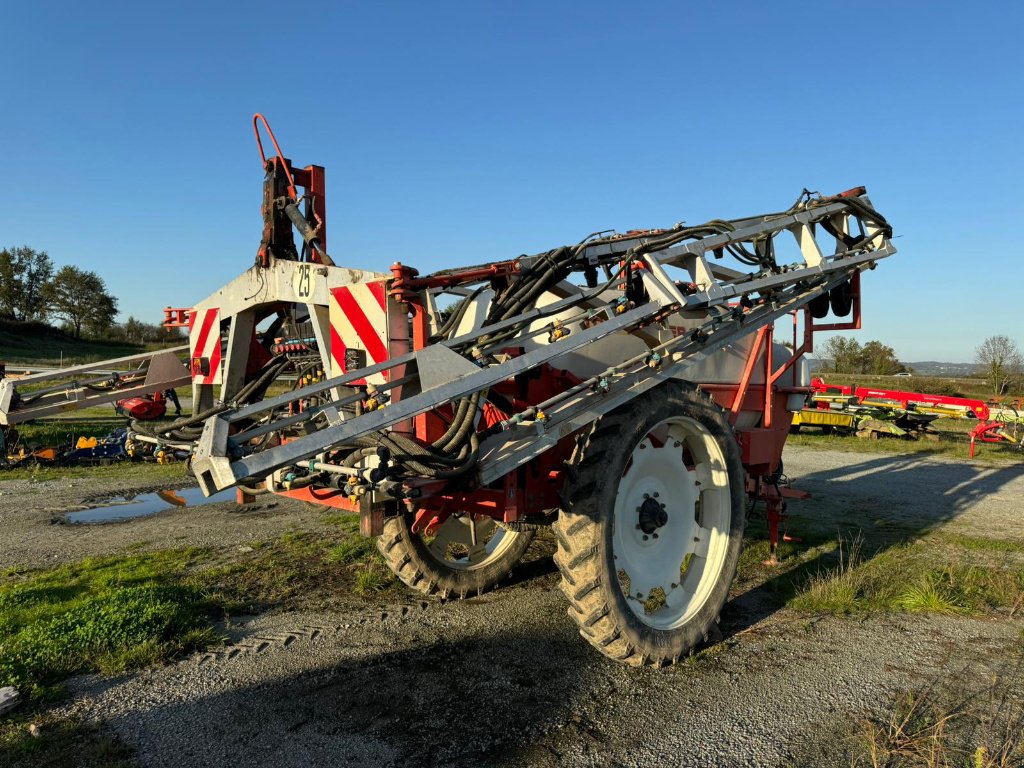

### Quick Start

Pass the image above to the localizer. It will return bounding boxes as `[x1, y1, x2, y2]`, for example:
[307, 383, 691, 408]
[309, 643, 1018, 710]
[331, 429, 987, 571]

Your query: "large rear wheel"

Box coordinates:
[554, 380, 745, 666]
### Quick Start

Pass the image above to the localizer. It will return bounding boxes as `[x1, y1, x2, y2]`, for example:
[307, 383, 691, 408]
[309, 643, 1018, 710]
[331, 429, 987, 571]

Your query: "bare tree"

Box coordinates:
[975, 335, 1023, 395]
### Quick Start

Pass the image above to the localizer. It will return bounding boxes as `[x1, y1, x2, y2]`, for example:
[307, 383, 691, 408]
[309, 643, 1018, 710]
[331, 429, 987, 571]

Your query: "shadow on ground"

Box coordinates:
[105, 624, 627, 768]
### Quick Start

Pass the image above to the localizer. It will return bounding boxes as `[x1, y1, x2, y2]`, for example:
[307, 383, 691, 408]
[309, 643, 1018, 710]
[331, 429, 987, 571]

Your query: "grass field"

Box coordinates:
[0, 319, 182, 366]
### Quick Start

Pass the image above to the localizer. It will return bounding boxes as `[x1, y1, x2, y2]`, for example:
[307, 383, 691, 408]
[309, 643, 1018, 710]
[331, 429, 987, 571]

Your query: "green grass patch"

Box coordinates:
[790, 535, 1024, 616]
[192, 528, 396, 614]
[326, 535, 376, 566]
[0, 521, 399, 698]
[735, 512, 1024, 622]
[0, 459, 186, 483]
[321, 513, 360, 530]
[932, 533, 1024, 554]
[1, 711, 136, 768]
[0, 550, 215, 695]
[354, 562, 392, 596]
[0, 319, 180, 366]
[8, 417, 129, 450]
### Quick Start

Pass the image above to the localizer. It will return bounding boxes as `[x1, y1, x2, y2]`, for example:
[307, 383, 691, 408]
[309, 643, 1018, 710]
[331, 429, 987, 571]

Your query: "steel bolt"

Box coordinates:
[653, 492, 659, 498]
[642, 535, 649, 541]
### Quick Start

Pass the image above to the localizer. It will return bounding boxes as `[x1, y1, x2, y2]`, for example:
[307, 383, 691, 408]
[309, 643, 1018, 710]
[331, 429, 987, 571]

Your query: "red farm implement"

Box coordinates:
[0, 116, 896, 666]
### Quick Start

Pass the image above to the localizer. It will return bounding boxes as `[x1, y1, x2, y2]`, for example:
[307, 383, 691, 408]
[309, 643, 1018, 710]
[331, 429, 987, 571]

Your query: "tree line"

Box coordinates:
[0, 245, 140, 340]
[817, 336, 910, 376]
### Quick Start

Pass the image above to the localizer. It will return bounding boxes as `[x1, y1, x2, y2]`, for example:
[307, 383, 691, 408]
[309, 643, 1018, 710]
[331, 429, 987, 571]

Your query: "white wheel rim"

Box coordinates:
[424, 515, 520, 571]
[612, 416, 732, 630]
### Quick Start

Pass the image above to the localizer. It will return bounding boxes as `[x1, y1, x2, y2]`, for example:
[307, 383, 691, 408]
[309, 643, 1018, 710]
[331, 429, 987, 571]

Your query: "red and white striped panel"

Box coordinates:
[329, 281, 388, 385]
[188, 308, 222, 385]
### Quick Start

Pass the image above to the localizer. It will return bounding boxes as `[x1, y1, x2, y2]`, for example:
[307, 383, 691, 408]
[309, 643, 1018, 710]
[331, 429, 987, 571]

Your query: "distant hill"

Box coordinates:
[808, 357, 979, 377]
[903, 361, 980, 377]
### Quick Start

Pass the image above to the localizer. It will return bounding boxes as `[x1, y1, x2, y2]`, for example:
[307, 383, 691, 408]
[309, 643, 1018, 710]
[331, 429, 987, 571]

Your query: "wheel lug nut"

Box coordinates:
[653, 492, 659, 498]
[643, 493, 649, 499]
[642, 535, 649, 541]
[652, 533, 659, 539]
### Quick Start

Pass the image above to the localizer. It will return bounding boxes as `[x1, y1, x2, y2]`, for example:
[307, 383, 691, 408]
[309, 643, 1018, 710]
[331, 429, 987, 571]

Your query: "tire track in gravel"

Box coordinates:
[194, 601, 433, 666]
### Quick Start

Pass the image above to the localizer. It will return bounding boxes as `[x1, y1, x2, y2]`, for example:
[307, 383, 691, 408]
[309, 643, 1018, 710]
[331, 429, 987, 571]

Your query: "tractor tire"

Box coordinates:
[829, 280, 853, 317]
[378, 513, 535, 599]
[554, 380, 745, 667]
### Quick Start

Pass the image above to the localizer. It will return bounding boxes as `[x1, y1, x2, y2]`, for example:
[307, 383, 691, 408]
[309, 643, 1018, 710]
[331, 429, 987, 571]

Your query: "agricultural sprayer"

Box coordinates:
[0, 116, 896, 665]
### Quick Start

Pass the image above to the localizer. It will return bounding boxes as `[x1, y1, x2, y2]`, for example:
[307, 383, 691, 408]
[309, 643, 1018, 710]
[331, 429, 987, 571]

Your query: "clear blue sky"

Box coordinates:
[1, 1, 1020, 362]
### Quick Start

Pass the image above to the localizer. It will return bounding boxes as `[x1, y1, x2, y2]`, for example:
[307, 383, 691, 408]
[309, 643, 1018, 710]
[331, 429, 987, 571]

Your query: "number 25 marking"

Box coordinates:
[297, 264, 311, 298]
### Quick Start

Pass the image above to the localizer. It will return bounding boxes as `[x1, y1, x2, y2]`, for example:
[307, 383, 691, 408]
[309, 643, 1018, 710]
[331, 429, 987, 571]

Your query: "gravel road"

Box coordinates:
[5, 446, 1024, 767]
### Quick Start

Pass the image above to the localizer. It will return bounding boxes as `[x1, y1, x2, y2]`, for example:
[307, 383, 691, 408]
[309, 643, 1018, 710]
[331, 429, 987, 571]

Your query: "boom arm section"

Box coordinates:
[190, 188, 895, 498]
[0, 347, 191, 426]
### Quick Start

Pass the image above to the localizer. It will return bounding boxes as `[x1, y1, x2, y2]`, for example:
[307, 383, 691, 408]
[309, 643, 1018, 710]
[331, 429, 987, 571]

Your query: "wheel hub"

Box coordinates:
[637, 497, 668, 534]
[611, 419, 732, 630]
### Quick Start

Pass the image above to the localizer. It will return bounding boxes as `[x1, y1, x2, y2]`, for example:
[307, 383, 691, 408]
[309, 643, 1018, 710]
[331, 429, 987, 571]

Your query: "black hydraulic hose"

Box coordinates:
[234, 355, 291, 404]
[291, 361, 320, 390]
[342, 447, 378, 467]
[837, 195, 892, 238]
[283, 473, 322, 489]
[130, 402, 229, 440]
[377, 431, 478, 479]
[130, 354, 290, 441]
[433, 391, 481, 453]
[434, 285, 486, 341]
[371, 431, 470, 468]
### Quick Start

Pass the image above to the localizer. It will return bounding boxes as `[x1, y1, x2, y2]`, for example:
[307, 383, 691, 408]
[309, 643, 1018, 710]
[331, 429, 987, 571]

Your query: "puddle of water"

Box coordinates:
[66, 487, 236, 524]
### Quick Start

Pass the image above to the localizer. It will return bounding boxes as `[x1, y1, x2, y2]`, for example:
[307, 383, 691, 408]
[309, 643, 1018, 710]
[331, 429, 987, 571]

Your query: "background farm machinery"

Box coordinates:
[0, 116, 898, 665]
[799, 378, 1024, 454]
[0, 353, 192, 467]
